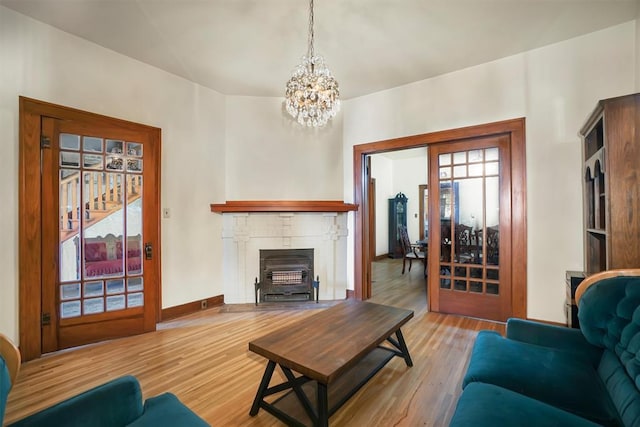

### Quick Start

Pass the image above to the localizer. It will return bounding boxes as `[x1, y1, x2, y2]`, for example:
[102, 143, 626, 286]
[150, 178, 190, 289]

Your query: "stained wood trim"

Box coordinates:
[418, 184, 428, 240]
[161, 295, 225, 321]
[210, 200, 358, 213]
[19, 100, 44, 361]
[353, 118, 527, 319]
[510, 119, 528, 319]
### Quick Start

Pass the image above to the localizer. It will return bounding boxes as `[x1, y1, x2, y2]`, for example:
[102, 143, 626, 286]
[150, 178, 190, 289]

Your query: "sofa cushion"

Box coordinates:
[463, 330, 619, 426]
[1, 358, 10, 426]
[450, 382, 602, 427]
[126, 393, 209, 427]
[8, 376, 144, 427]
[599, 349, 640, 427]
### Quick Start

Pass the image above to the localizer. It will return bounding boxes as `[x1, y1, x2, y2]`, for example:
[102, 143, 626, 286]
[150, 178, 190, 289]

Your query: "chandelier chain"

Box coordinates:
[308, 0, 315, 58]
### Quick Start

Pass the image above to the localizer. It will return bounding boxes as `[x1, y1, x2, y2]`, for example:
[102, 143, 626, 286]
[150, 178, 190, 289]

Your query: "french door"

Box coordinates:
[428, 135, 512, 321]
[19, 98, 161, 357]
[354, 118, 526, 321]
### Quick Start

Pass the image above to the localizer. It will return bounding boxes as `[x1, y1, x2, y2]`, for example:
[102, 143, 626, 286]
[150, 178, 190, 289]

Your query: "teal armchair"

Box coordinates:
[450, 269, 640, 427]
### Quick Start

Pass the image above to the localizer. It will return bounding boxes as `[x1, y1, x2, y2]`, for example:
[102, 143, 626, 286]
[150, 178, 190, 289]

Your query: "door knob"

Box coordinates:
[144, 242, 152, 260]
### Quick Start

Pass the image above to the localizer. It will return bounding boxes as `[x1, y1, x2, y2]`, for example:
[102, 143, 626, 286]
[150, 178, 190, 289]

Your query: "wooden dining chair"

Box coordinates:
[398, 225, 427, 276]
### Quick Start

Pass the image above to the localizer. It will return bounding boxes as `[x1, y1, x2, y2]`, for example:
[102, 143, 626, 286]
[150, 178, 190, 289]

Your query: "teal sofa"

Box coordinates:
[449, 269, 640, 427]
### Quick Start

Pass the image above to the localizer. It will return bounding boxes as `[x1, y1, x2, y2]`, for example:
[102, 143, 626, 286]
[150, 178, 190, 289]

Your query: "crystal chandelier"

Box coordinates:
[285, 0, 340, 127]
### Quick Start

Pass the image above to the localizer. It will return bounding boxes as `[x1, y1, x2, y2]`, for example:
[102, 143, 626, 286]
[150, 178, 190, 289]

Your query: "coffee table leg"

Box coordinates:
[249, 360, 276, 416]
[396, 329, 413, 367]
[317, 382, 329, 427]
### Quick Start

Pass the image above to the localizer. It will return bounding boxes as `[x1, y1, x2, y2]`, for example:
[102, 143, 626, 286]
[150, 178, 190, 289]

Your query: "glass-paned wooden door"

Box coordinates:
[41, 116, 159, 352]
[428, 135, 511, 322]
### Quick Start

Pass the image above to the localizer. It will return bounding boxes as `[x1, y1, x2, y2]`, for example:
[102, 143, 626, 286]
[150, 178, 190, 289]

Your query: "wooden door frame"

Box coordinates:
[18, 97, 162, 360]
[418, 184, 428, 241]
[353, 118, 527, 319]
[367, 157, 376, 261]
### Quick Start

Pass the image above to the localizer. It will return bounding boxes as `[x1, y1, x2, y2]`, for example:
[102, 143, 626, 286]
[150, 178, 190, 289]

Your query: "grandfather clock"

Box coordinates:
[388, 192, 408, 258]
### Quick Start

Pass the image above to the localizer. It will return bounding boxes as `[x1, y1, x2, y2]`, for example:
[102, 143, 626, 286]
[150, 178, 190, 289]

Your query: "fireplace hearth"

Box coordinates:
[255, 249, 318, 304]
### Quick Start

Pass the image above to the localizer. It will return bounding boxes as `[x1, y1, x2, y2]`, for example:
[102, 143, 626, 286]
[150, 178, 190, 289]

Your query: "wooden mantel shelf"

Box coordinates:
[210, 200, 359, 213]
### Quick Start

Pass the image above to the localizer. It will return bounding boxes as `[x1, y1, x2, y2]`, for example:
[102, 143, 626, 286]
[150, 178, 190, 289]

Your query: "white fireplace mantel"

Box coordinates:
[219, 211, 351, 304]
[211, 200, 358, 213]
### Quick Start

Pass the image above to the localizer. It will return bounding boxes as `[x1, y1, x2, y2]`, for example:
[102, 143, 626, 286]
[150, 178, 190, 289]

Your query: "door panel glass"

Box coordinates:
[61, 152, 80, 168]
[58, 132, 145, 319]
[83, 172, 124, 279]
[60, 301, 81, 319]
[107, 295, 126, 311]
[128, 293, 144, 308]
[83, 281, 103, 297]
[485, 176, 500, 266]
[453, 165, 466, 178]
[83, 136, 103, 152]
[60, 133, 80, 150]
[60, 283, 80, 300]
[59, 168, 81, 282]
[127, 175, 143, 275]
[128, 277, 144, 292]
[83, 154, 103, 169]
[84, 297, 104, 315]
[438, 147, 501, 295]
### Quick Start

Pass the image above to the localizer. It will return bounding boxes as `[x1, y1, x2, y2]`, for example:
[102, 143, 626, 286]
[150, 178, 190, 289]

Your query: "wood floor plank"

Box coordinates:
[4, 259, 504, 426]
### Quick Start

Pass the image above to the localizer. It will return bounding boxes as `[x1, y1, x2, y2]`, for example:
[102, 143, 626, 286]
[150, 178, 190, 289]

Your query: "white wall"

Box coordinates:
[392, 155, 428, 241]
[0, 6, 226, 344]
[343, 22, 636, 323]
[371, 155, 392, 256]
[371, 152, 427, 257]
[225, 96, 343, 200]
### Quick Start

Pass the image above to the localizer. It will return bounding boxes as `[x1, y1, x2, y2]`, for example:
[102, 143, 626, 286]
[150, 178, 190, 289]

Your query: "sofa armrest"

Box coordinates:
[126, 393, 209, 427]
[8, 376, 144, 427]
[506, 318, 602, 367]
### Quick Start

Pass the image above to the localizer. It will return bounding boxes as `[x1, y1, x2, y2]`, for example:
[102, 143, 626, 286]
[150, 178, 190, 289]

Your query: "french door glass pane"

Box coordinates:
[59, 168, 81, 282]
[58, 132, 145, 317]
[438, 148, 500, 295]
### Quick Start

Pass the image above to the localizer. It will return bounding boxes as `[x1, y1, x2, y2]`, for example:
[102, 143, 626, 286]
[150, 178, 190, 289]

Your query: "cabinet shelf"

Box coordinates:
[586, 228, 607, 236]
[580, 93, 640, 273]
[584, 147, 605, 176]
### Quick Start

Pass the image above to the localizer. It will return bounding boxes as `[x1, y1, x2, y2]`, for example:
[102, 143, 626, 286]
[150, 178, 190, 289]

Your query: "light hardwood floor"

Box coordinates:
[4, 259, 504, 426]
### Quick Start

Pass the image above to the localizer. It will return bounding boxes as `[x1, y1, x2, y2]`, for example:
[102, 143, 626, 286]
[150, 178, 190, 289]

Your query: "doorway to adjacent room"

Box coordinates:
[354, 119, 527, 322]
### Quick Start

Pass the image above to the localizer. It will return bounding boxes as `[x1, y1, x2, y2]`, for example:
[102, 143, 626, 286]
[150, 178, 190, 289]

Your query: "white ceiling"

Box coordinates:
[1, 0, 637, 99]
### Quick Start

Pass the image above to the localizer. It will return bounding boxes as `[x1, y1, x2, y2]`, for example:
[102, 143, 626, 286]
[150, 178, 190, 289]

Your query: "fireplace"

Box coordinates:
[255, 249, 318, 304]
[219, 212, 348, 304]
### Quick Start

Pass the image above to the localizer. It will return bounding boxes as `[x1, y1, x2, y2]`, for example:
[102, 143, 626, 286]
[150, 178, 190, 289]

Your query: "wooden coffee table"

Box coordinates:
[248, 300, 414, 426]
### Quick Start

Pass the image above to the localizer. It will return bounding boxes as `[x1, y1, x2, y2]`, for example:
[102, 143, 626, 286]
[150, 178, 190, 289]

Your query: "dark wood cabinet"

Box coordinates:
[388, 193, 408, 258]
[580, 93, 640, 274]
[566, 271, 586, 329]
